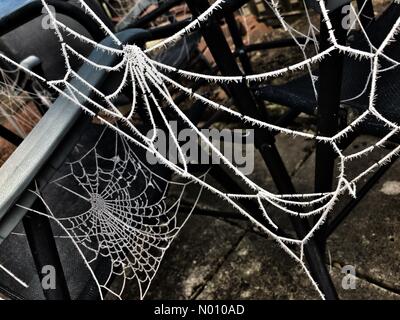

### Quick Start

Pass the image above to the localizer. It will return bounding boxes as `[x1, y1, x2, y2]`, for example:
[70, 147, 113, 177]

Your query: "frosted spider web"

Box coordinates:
[0, 61, 51, 292]
[105, 0, 159, 20]
[23, 125, 205, 299]
[0, 263, 28, 289]
[1, 0, 399, 299]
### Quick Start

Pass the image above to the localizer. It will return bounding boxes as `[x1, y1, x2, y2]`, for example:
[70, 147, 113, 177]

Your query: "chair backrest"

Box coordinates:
[0, 0, 112, 80]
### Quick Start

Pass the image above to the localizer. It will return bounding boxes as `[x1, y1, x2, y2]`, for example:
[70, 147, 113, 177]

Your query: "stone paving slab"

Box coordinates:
[197, 232, 399, 299]
[140, 135, 316, 299]
[290, 135, 400, 297]
[144, 215, 247, 300]
[169, 134, 314, 214]
[197, 232, 320, 299]
[327, 147, 400, 293]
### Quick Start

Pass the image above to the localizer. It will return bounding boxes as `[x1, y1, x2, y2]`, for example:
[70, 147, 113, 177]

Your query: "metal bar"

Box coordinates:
[225, 12, 255, 74]
[23, 199, 71, 300]
[243, 36, 313, 52]
[0, 112, 91, 245]
[225, 10, 301, 130]
[314, 8, 347, 243]
[185, 0, 338, 300]
[225, 11, 286, 128]
[326, 152, 399, 237]
[0, 125, 23, 146]
[141, 0, 256, 41]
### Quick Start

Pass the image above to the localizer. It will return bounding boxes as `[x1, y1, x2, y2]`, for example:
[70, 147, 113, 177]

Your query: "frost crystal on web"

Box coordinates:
[0, 66, 50, 139]
[0, 263, 27, 289]
[1, 0, 399, 299]
[27, 127, 205, 299]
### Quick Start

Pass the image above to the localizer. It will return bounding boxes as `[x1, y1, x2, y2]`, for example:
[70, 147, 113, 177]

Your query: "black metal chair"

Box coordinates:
[0, 0, 253, 300]
[0, 0, 157, 300]
[180, 0, 400, 299]
[182, 0, 343, 299]
[2, 0, 396, 301]
[257, 3, 400, 139]
[223, 0, 400, 297]
[252, 0, 400, 249]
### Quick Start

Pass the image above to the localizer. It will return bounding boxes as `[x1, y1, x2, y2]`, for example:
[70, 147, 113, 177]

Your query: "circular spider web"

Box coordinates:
[2, 0, 399, 299]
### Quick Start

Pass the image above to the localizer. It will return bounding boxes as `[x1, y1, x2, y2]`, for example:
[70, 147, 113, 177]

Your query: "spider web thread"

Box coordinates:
[1, 0, 399, 299]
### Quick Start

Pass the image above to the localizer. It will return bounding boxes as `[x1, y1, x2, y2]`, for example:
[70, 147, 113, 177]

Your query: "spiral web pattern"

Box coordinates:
[1, 0, 399, 299]
[29, 127, 203, 299]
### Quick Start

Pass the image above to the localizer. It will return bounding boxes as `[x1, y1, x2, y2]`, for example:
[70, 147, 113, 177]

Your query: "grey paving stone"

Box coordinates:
[138, 215, 247, 300]
[138, 135, 315, 299]
[195, 135, 400, 300]
[197, 232, 320, 299]
[249, 134, 314, 191]
[124, 133, 400, 300]
[330, 264, 400, 300]
[292, 135, 400, 296]
[183, 134, 314, 211]
[196, 230, 399, 300]
[327, 159, 400, 292]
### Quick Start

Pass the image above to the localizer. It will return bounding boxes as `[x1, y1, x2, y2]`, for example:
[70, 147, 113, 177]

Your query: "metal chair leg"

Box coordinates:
[23, 198, 71, 300]
[314, 7, 347, 247]
[185, 0, 338, 299]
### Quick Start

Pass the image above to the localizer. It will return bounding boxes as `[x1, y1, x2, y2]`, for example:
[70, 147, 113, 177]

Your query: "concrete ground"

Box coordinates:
[1, 131, 398, 301]
[138, 134, 400, 300]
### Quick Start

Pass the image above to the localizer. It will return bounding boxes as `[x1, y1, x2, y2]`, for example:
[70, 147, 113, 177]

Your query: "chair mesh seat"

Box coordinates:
[256, 5, 400, 136]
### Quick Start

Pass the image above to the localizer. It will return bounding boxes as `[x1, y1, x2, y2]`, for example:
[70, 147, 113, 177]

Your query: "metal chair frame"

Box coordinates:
[0, 0, 393, 300]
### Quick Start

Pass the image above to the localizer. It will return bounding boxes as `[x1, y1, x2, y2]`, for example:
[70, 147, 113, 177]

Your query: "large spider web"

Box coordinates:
[0, 56, 52, 293]
[1, 0, 399, 299]
[23, 125, 205, 299]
